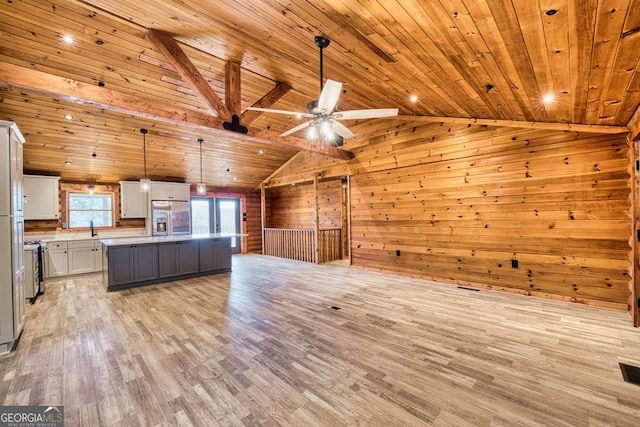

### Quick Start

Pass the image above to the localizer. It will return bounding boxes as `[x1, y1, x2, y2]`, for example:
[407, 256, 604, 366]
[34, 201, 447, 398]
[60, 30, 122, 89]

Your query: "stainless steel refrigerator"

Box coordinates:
[151, 200, 191, 236]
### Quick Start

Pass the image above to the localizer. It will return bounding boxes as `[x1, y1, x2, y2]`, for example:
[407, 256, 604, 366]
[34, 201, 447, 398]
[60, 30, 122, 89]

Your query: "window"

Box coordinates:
[68, 193, 113, 228]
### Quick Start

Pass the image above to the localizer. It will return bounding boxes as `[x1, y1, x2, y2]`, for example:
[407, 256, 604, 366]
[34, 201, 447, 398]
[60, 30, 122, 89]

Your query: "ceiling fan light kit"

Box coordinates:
[306, 123, 318, 140]
[246, 35, 398, 146]
[321, 120, 334, 140]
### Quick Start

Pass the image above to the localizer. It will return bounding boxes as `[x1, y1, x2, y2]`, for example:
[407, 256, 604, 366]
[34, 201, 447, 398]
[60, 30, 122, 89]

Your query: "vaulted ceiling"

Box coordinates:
[0, 0, 639, 188]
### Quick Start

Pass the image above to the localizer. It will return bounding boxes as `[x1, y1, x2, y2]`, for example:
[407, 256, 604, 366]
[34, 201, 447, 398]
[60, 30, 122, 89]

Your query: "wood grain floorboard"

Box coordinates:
[1, 254, 640, 426]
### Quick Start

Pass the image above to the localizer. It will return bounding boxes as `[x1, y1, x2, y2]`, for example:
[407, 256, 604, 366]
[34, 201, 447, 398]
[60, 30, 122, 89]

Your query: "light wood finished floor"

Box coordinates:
[2, 255, 640, 426]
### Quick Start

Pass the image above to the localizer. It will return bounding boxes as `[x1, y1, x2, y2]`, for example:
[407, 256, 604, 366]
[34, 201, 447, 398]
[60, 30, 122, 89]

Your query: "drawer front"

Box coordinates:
[48, 241, 68, 250]
[68, 240, 95, 249]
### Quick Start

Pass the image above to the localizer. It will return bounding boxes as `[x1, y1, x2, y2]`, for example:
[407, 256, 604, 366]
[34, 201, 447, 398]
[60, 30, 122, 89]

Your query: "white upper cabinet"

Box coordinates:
[24, 175, 60, 220]
[0, 121, 26, 217]
[120, 181, 148, 218]
[150, 181, 191, 201]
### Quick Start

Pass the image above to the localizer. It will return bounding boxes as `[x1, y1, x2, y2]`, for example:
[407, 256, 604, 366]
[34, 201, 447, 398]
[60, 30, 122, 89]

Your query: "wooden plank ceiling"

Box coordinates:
[0, 0, 639, 188]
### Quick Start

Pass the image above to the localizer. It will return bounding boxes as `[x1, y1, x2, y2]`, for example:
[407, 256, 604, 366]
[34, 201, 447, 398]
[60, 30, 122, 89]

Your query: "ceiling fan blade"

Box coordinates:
[330, 120, 354, 139]
[333, 108, 399, 120]
[279, 120, 314, 137]
[246, 107, 313, 118]
[317, 79, 343, 113]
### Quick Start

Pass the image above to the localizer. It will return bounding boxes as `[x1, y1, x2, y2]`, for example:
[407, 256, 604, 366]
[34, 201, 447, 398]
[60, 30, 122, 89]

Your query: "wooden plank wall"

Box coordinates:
[268, 183, 314, 229]
[267, 180, 343, 230]
[348, 124, 632, 309]
[265, 121, 633, 309]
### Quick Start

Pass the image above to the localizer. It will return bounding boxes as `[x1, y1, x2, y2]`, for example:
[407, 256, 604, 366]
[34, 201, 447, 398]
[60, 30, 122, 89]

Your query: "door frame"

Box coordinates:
[190, 193, 246, 254]
[215, 197, 242, 254]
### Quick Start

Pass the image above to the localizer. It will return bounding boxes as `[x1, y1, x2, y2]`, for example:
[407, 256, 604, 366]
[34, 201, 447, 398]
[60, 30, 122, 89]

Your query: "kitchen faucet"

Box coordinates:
[90, 219, 98, 237]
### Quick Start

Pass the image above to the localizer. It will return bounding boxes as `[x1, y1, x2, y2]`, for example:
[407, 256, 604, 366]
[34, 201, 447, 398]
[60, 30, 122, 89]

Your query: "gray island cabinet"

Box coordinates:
[101, 234, 233, 291]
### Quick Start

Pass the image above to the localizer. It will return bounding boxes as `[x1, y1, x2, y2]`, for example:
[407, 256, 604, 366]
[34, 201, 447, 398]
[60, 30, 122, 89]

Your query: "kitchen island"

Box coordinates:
[101, 234, 236, 291]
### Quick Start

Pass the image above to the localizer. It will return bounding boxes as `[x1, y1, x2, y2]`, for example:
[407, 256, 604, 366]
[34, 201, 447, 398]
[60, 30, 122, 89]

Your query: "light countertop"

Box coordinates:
[100, 233, 244, 247]
[31, 230, 149, 242]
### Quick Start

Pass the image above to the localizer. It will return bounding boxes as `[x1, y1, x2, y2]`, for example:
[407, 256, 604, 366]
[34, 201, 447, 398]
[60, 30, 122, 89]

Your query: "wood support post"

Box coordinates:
[313, 174, 320, 264]
[631, 137, 640, 326]
[346, 176, 352, 265]
[628, 104, 640, 142]
[260, 184, 266, 255]
[225, 61, 241, 117]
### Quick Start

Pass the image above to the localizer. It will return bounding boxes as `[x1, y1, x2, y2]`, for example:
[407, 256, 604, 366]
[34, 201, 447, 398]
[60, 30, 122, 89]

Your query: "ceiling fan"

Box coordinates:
[247, 36, 398, 146]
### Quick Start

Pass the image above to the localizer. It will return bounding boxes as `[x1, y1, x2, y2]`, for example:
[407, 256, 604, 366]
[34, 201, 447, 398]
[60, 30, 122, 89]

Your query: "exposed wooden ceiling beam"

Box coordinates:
[628, 104, 640, 141]
[241, 82, 292, 125]
[0, 63, 353, 160]
[394, 115, 630, 134]
[225, 61, 241, 117]
[146, 29, 231, 120]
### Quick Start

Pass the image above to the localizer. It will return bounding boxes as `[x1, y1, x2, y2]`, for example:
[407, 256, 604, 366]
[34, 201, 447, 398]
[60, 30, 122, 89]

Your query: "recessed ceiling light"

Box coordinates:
[409, 94, 418, 103]
[542, 93, 556, 105]
[296, 113, 303, 119]
[62, 34, 74, 45]
[64, 114, 73, 120]
[258, 149, 264, 155]
[233, 177, 237, 181]
[64, 161, 72, 166]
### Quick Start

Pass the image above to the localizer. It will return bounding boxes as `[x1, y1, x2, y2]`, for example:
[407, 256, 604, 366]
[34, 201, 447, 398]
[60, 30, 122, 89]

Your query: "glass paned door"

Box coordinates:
[191, 198, 212, 235]
[191, 197, 241, 254]
[215, 198, 241, 254]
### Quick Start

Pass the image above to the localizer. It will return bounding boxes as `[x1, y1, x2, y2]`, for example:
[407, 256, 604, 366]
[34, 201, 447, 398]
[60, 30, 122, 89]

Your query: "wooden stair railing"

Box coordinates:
[264, 228, 342, 263]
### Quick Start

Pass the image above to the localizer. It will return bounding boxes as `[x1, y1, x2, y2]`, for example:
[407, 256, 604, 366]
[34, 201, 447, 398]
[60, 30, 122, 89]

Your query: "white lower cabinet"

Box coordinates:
[47, 240, 104, 277]
[68, 241, 95, 275]
[46, 241, 68, 278]
[94, 241, 103, 271]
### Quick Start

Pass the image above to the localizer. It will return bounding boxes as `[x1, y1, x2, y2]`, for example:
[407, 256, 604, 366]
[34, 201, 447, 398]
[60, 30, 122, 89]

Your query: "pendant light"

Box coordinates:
[139, 128, 150, 192]
[196, 138, 206, 195]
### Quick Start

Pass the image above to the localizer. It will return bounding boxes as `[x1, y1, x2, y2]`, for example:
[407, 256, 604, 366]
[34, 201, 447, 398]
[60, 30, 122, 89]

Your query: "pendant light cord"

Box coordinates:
[198, 138, 204, 182]
[140, 128, 148, 179]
